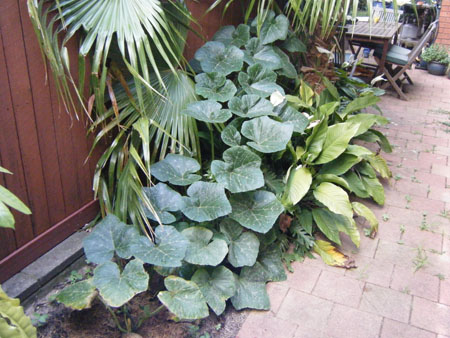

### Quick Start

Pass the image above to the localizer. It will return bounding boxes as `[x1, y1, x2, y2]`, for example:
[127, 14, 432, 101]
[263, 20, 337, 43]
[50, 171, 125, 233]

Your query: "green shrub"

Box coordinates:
[421, 44, 450, 64]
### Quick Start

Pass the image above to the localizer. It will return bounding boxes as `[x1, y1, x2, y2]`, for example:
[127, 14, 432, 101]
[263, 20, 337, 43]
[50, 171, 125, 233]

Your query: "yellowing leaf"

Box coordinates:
[313, 240, 356, 268]
[366, 155, 392, 179]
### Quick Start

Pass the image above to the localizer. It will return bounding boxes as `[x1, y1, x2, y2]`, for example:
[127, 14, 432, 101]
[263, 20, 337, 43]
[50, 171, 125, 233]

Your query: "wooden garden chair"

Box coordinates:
[373, 20, 438, 100]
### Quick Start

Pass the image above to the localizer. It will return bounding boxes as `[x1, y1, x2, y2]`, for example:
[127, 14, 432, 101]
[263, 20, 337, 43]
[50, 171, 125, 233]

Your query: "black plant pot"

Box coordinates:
[427, 61, 447, 76]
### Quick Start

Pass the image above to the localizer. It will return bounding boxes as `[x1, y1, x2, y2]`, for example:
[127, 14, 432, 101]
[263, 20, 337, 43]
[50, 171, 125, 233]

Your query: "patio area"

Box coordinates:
[238, 68, 450, 338]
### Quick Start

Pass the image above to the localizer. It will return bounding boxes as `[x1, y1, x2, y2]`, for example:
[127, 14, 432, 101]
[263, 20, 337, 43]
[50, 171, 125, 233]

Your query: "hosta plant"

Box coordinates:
[56, 12, 392, 329]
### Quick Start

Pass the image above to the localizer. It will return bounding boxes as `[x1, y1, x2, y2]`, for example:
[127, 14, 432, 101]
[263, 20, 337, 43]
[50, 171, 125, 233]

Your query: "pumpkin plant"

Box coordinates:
[55, 12, 392, 330]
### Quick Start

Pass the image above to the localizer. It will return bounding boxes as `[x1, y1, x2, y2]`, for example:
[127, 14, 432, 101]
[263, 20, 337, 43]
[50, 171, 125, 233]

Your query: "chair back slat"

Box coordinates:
[372, 7, 403, 23]
[406, 20, 439, 64]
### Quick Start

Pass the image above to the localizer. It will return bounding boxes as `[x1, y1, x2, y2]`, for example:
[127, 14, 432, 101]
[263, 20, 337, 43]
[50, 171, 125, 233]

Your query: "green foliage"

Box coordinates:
[0, 167, 31, 229]
[0, 286, 36, 338]
[421, 44, 450, 65]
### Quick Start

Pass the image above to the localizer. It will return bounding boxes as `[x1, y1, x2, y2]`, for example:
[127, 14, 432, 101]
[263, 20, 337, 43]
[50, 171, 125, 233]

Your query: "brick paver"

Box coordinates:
[238, 69, 450, 337]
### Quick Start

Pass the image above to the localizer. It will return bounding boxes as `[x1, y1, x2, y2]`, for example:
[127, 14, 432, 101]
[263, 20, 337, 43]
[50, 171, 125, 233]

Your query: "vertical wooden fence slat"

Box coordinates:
[0, 0, 51, 236]
[0, 20, 35, 249]
[0, 170, 17, 260]
[16, 0, 67, 225]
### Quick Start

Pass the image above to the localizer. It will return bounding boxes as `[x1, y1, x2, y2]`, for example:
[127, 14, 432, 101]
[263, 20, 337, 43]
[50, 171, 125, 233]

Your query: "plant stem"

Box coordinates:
[136, 304, 165, 329]
[105, 305, 128, 333]
[208, 124, 215, 160]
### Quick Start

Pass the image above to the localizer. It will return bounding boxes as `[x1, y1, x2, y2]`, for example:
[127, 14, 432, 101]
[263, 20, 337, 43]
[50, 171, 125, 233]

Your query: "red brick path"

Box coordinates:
[237, 69, 450, 338]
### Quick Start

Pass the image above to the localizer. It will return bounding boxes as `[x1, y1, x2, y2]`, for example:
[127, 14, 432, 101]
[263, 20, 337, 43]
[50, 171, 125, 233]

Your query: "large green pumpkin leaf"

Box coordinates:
[241, 116, 293, 153]
[238, 63, 283, 97]
[240, 244, 286, 282]
[278, 106, 309, 133]
[274, 47, 297, 79]
[181, 182, 232, 222]
[182, 227, 228, 266]
[230, 190, 284, 233]
[83, 214, 139, 264]
[352, 201, 379, 238]
[151, 154, 201, 186]
[0, 286, 37, 338]
[282, 34, 307, 52]
[181, 100, 232, 123]
[319, 154, 361, 176]
[314, 122, 360, 164]
[220, 219, 260, 267]
[158, 276, 209, 320]
[195, 72, 237, 102]
[142, 184, 184, 224]
[230, 274, 270, 310]
[194, 41, 244, 75]
[211, 146, 264, 193]
[56, 280, 97, 310]
[340, 94, 380, 119]
[228, 95, 274, 118]
[259, 12, 289, 45]
[93, 260, 149, 308]
[213, 24, 250, 48]
[282, 165, 312, 207]
[191, 266, 236, 316]
[252, 46, 283, 70]
[313, 182, 353, 219]
[129, 226, 188, 267]
[221, 123, 242, 147]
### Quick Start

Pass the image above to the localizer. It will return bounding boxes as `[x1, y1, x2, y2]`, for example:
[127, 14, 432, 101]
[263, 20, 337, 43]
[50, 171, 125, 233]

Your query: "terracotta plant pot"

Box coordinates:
[427, 61, 447, 76]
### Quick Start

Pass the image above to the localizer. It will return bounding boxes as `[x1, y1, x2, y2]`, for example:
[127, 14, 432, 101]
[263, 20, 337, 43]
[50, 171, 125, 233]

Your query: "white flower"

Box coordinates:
[306, 120, 320, 129]
[302, 112, 314, 120]
[270, 90, 285, 106]
[371, 75, 387, 86]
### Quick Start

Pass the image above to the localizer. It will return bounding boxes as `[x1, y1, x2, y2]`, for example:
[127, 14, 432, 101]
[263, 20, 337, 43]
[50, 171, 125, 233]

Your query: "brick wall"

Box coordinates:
[436, 0, 450, 47]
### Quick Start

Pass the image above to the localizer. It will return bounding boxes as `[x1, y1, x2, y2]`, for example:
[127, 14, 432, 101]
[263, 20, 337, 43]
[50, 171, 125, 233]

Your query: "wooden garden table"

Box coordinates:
[346, 21, 403, 76]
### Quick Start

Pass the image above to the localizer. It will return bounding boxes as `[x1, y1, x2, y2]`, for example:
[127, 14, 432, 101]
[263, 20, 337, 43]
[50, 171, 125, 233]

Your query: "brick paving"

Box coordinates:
[237, 69, 450, 338]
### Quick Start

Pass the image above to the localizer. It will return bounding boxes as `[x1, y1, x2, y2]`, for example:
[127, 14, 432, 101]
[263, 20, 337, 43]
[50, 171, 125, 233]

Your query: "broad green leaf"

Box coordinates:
[282, 165, 312, 206]
[367, 155, 392, 179]
[129, 226, 188, 267]
[340, 94, 380, 119]
[194, 41, 244, 75]
[362, 176, 385, 205]
[181, 100, 232, 123]
[230, 190, 284, 233]
[355, 130, 380, 143]
[0, 286, 36, 338]
[221, 124, 241, 147]
[314, 240, 354, 268]
[321, 77, 339, 100]
[56, 280, 97, 310]
[93, 260, 149, 308]
[259, 12, 289, 45]
[346, 113, 389, 136]
[369, 129, 393, 153]
[345, 145, 373, 158]
[0, 166, 12, 175]
[158, 276, 209, 320]
[230, 274, 270, 310]
[314, 122, 360, 164]
[151, 154, 201, 186]
[83, 214, 140, 264]
[238, 63, 283, 97]
[319, 154, 361, 176]
[273, 47, 297, 79]
[343, 172, 370, 198]
[195, 72, 237, 102]
[305, 119, 328, 163]
[181, 182, 232, 222]
[211, 146, 264, 193]
[357, 161, 377, 178]
[314, 174, 351, 191]
[220, 219, 260, 267]
[282, 34, 306, 52]
[191, 266, 236, 316]
[278, 106, 309, 133]
[252, 46, 283, 70]
[352, 202, 379, 238]
[0, 186, 31, 215]
[240, 244, 286, 282]
[319, 101, 339, 117]
[213, 24, 250, 47]
[313, 182, 353, 219]
[142, 184, 184, 224]
[300, 80, 315, 106]
[241, 116, 293, 153]
[182, 227, 228, 266]
[298, 208, 313, 234]
[0, 202, 15, 229]
[228, 95, 274, 118]
[313, 208, 360, 246]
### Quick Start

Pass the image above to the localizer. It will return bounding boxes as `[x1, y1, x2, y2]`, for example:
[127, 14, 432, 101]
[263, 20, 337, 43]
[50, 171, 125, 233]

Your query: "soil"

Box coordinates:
[24, 259, 248, 338]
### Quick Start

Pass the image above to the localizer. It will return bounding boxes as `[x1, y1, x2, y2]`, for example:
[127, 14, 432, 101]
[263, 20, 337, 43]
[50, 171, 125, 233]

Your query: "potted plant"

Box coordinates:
[421, 44, 450, 76]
